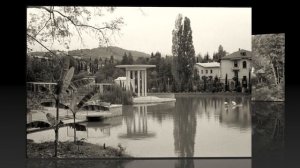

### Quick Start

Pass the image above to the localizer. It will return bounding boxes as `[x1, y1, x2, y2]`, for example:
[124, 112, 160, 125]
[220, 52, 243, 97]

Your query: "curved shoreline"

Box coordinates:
[27, 140, 132, 158]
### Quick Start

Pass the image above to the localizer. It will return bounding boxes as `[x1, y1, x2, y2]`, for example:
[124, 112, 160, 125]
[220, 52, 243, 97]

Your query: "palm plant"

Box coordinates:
[39, 57, 99, 157]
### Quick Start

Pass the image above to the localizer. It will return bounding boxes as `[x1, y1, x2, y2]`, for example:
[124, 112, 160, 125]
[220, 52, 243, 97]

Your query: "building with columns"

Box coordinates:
[115, 65, 156, 97]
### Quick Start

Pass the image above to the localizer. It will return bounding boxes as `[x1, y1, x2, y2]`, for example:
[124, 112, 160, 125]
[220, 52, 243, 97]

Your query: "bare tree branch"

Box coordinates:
[36, 16, 51, 36]
[27, 33, 65, 65]
[31, 6, 118, 31]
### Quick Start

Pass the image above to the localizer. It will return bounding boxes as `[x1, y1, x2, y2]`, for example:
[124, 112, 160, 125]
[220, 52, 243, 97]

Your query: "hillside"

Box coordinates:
[29, 46, 150, 61]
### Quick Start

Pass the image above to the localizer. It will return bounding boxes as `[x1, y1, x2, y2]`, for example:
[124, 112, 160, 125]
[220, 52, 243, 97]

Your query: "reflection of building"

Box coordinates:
[220, 49, 252, 89]
[219, 97, 251, 129]
[67, 116, 123, 139]
[119, 105, 155, 139]
[194, 62, 220, 79]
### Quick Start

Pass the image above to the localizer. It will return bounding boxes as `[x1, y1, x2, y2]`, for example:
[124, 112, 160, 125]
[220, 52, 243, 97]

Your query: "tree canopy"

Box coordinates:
[171, 14, 196, 92]
[27, 7, 124, 53]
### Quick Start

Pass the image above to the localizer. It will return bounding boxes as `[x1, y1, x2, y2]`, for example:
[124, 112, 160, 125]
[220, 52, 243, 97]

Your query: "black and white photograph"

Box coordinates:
[251, 34, 285, 163]
[251, 33, 285, 101]
[26, 7, 252, 158]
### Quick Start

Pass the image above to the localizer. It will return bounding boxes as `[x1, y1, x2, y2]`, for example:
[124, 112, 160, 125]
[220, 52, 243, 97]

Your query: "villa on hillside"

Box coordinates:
[220, 49, 252, 90]
[194, 62, 221, 79]
[194, 49, 252, 91]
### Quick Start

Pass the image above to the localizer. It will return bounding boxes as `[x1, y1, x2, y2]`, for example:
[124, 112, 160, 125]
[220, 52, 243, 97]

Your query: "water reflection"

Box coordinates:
[173, 97, 197, 157]
[119, 105, 156, 139]
[147, 102, 175, 124]
[252, 101, 285, 168]
[26, 159, 251, 168]
[220, 97, 251, 130]
[28, 96, 251, 157]
[173, 95, 251, 157]
[67, 117, 123, 139]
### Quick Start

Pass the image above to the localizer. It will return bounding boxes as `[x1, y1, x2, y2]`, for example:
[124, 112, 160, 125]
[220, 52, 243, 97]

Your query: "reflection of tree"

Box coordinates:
[252, 102, 284, 167]
[252, 102, 284, 147]
[66, 123, 110, 139]
[175, 159, 194, 168]
[173, 97, 197, 157]
[147, 102, 175, 124]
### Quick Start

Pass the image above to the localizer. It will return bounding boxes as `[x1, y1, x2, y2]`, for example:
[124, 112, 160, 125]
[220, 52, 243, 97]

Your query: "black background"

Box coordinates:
[0, 0, 298, 167]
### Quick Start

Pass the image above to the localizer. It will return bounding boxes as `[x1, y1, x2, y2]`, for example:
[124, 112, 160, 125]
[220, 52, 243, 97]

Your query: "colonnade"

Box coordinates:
[125, 69, 148, 96]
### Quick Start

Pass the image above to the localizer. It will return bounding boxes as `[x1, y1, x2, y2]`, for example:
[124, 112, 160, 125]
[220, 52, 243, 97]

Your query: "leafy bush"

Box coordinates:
[236, 86, 242, 92]
[100, 85, 133, 105]
[27, 92, 46, 112]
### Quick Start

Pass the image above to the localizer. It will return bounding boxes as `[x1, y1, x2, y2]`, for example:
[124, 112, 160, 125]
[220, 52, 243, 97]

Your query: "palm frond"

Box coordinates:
[77, 88, 99, 110]
[69, 78, 95, 91]
[69, 94, 78, 113]
[61, 67, 75, 94]
[41, 101, 69, 109]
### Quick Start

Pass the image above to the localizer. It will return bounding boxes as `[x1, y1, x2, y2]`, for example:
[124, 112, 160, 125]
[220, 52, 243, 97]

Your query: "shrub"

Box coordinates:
[100, 85, 133, 105]
[27, 92, 46, 112]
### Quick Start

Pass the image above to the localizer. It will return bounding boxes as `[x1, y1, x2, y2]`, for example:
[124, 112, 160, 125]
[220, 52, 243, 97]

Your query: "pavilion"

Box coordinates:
[115, 65, 156, 97]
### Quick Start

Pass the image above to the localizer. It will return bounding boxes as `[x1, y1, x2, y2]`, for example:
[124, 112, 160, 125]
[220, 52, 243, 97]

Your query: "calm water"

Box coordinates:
[28, 95, 252, 157]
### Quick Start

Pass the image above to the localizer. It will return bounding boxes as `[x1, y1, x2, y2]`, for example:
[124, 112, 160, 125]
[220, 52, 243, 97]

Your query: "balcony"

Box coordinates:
[232, 66, 240, 71]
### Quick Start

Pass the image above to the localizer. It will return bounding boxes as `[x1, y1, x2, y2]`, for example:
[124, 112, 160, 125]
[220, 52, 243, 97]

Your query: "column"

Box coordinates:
[132, 71, 136, 94]
[126, 70, 130, 91]
[141, 70, 145, 96]
[145, 70, 147, 96]
[100, 84, 103, 94]
[137, 70, 140, 96]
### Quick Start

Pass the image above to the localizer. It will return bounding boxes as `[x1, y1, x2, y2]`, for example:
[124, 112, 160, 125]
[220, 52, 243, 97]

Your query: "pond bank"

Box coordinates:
[148, 92, 251, 97]
[174, 92, 251, 96]
[27, 139, 131, 158]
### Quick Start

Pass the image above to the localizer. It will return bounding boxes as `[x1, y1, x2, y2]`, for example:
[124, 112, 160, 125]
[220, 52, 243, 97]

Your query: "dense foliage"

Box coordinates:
[99, 85, 133, 105]
[252, 34, 285, 101]
[172, 14, 196, 92]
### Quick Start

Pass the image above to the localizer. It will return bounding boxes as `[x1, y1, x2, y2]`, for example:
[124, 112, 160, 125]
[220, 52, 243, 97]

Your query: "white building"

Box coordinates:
[220, 49, 252, 89]
[114, 77, 127, 89]
[194, 62, 221, 79]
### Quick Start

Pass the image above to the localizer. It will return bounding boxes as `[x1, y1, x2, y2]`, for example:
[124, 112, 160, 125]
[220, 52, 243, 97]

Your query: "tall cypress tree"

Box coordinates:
[172, 14, 183, 91]
[172, 14, 195, 92]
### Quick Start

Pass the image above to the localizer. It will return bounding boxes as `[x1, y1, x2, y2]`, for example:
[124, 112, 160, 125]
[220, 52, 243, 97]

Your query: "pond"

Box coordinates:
[27, 95, 252, 157]
[252, 101, 285, 166]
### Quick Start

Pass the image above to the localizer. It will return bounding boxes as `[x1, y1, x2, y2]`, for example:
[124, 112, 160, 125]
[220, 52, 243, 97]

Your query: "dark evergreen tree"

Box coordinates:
[128, 52, 134, 64]
[121, 52, 128, 64]
[225, 73, 229, 91]
[171, 14, 196, 92]
[110, 55, 114, 64]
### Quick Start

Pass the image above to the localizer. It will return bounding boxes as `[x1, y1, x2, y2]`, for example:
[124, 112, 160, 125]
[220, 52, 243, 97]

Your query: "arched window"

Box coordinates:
[243, 61, 247, 68]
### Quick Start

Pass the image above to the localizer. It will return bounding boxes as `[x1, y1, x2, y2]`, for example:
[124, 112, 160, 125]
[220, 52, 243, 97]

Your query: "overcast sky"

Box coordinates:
[29, 7, 251, 57]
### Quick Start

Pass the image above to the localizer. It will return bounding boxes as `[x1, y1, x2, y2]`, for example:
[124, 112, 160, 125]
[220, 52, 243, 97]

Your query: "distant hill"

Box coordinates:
[29, 46, 151, 61]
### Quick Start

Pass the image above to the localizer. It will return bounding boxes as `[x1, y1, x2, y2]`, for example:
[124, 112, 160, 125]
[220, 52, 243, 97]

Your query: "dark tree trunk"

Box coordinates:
[73, 113, 76, 143]
[54, 97, 59, 157]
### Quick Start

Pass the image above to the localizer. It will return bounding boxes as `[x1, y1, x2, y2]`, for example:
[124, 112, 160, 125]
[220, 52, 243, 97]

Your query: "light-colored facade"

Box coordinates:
[116, 65, 156, 97]
[220, 49, 252, 89]
[114, 77, 127, 89]
[194, 62, 220, 79]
